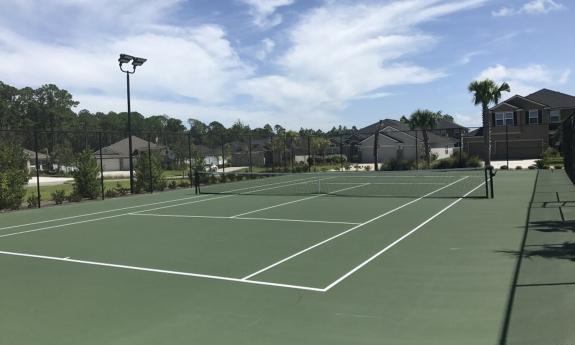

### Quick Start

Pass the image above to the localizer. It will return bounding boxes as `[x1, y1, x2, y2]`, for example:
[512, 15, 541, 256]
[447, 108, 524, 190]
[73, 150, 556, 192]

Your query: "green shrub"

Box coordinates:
[0, 144, 28, 210]
[515, 166, 523, 170]
[51, 190, 66, 205]
[135, 151, 165, 193]
[105, 189, 119, 198]
[364, 165, 371, 171]
[382, 159, 413, 171]
[178, 180, 191, 188]
[71, 150, 100, 199]
[528, 165, 536, 170]
[535, 160, 548, 169]
[168, 180, 178, 189]
[27, 193, 40, 208]
[431, 152, 481, 169]
[67, 192, 82, 203]
[500, 165, 508, 170]
[114, 183, 129, 196]
[554, 165, 563, 170]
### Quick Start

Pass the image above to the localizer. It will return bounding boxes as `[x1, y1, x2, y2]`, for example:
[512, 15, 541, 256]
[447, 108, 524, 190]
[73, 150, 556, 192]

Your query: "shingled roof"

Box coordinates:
[526, 88, 575, 108]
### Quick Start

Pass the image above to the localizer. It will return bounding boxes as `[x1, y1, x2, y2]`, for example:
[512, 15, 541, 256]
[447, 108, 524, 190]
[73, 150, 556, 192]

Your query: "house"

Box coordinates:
[23, 149, 49, 172]
[463, 88, 575, 160]
[344, 119, 460, 163]
[96, 136, 166, 171]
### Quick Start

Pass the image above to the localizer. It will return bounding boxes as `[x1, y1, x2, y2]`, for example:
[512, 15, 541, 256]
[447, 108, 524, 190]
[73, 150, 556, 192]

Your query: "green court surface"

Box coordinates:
[0, 170, 540, 344]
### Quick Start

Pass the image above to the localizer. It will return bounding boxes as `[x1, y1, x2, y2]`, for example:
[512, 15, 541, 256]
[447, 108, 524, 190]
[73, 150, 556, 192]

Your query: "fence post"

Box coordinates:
[221, 135, 225, 174]
[283, 132, 287, 172]
[187, 132, 193, 188]
[307, 136, 312, 172]
[270, 134, 275, 173]
[415, 130, 419, 170]
[506, 125, 509, 169]
[98, 132, 105, 200]
[148, 134, 153, 193]
[459, 128, 463, 168]
[33, 131, 41, 208]
[248, 134, 253, 173]
[340, 134, 344, 170]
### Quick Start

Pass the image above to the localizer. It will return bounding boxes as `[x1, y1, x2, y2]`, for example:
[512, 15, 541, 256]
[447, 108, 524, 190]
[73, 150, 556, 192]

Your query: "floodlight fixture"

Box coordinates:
[131, 57, 147, 67]
[118, 54, 134, 65]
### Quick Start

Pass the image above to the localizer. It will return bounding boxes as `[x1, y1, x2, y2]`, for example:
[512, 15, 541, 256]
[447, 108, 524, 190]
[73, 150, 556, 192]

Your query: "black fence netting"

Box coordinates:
[7, 122, 555, 208]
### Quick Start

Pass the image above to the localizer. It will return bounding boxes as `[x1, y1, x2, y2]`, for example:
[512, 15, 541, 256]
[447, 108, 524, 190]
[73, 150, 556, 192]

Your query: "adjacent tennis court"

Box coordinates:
[0, 169, 536, 344]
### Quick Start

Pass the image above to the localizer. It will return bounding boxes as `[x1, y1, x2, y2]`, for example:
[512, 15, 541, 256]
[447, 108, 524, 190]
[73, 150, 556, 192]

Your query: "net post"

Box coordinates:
[489, 166, 495, 199]
[98, 132, 105, 200]
[317, 172, 321, 195]
[484, 167, 489, 198]
[194, 169, 200, 194]
[187, 132, 193, 188]
[147, 133, 153, 193]
[33, 130, 41, 208]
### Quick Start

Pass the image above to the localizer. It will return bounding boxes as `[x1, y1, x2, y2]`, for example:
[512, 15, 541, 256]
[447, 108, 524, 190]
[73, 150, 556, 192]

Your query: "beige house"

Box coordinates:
[464, 89, 575, 159]
[96, 136, 165, 171]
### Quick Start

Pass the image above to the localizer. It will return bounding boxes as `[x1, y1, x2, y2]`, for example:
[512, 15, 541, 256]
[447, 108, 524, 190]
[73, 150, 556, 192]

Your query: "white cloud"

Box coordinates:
[492, 0, 564, 17]
[476, 64, 571, 96]
[255, 38, 276, 60]
[240, 0, 295, 28]
[242, 0, 486, 110]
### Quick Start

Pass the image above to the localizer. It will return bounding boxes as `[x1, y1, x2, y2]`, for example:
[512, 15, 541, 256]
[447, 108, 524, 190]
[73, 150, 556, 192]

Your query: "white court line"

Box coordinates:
[0, 176, 325, 239]
[231, 183, 369, 218]
[322, 180, 487, 291]
[0, 195, 233, 239]
[130, 213, 360, 225]
[0, 174, 319, 233]
[240, 177, 469, 280]
[323, 182, 446, 185]
[0, 250, 324, 292]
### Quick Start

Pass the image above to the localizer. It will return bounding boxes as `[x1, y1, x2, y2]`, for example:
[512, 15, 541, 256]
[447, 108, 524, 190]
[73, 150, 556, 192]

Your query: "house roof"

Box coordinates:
[355, 119, 458, 146]
[526, 88, 575, 109]
[97, 136, 164, 158]
[23, 149, 48, 160]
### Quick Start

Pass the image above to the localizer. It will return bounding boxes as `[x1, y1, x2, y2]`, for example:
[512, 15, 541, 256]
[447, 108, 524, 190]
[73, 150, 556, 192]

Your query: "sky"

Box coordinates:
[0, 0, 573, 130]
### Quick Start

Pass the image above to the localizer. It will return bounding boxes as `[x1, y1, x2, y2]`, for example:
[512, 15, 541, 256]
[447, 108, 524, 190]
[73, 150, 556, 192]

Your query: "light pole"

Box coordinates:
[118, 54, 147, 194]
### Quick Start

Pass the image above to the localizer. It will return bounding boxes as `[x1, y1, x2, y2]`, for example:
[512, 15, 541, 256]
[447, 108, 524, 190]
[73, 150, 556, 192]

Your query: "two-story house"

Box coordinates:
[463, 88, 575, 160]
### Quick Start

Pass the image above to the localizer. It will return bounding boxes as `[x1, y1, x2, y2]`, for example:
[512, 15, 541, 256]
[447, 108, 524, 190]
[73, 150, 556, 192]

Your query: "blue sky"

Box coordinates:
[0, 0, 572, 130]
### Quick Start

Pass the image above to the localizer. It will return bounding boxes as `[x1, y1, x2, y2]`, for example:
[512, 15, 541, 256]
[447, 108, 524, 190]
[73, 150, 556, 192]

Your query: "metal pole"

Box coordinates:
[415, 130, 419, 170]
[147, 134, 153, 193]
[221, 135, 225, 174]
[98, 132, 105, 200]
[271, 134, 275, 173]
[490, 167, 495, 199]
[187, 132, 193, 188]
[484, 167, 489, 198]
[307, 136, 311, 172]
[340, 134, 344, 170]
[126, 72, 135, 194]
[506, 125, 509, 169]
[459, 128, 463, 168]
[248, 134, 253, 173]
[33, 131, 41, 208]
[283, 133, 287, 172]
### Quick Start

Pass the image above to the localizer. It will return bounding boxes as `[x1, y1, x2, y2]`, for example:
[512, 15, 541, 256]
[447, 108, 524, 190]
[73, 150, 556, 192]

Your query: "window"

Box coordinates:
[550, 110, 561, 123]
[528, 110, 540, 125]
[495, 112, 514, 126]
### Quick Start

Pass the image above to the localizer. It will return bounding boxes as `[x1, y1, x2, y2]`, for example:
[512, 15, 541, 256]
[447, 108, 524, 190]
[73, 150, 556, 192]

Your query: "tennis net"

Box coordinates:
[195, 168, 493, 199]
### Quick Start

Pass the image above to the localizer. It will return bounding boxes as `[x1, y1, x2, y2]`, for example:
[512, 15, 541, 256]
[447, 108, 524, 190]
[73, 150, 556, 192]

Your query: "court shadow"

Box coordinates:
[499, 242, 575, 262]
[530, 220, 575, 233]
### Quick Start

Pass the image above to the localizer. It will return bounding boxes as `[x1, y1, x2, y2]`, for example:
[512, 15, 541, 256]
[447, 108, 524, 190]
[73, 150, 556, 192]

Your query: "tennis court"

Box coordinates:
[0, 169, 537, 344]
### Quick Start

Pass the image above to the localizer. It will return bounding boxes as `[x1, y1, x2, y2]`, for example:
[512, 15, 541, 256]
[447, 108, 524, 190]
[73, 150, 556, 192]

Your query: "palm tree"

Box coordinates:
[468, 79, 510, 166]
[401, 110, 439, 166]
